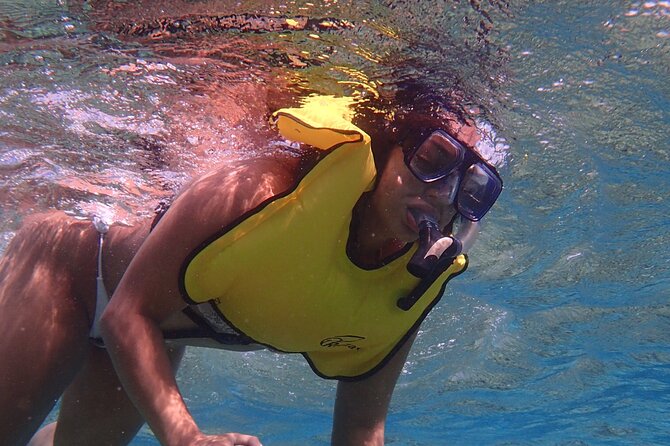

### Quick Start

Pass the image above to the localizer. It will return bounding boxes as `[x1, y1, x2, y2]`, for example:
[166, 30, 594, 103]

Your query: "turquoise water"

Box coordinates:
[1, 1, 669, 445]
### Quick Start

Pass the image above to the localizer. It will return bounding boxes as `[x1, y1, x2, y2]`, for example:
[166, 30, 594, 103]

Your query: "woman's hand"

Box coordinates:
[189, 431, 263, 446]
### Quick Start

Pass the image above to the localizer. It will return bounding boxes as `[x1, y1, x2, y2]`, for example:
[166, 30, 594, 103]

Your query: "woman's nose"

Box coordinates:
[424, 172, 459, 205]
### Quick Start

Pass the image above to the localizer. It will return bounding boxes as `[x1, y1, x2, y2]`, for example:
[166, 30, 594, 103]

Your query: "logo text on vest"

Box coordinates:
[320, 335, 365, 351]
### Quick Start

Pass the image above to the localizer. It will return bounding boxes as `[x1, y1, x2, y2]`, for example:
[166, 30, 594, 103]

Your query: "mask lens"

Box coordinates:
[457, 163, 503, 221]
[408, 131, 463, 182]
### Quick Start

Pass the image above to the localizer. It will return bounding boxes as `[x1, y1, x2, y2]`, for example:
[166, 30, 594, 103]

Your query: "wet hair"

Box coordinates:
[353, 80, 473, 171]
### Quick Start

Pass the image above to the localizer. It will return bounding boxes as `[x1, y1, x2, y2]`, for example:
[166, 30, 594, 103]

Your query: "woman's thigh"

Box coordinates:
[0, 213, 97, 445]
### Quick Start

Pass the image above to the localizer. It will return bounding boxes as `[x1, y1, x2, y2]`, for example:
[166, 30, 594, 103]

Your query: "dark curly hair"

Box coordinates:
[353, 80, 473, 171]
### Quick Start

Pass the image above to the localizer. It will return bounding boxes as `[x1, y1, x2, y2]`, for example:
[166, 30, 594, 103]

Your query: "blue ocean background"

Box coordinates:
[1, 1, 669, 444]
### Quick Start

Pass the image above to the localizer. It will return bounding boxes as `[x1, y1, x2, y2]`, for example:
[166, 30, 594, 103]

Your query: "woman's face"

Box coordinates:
[361, 115, 482, 247]
[366, 144, 458, 244]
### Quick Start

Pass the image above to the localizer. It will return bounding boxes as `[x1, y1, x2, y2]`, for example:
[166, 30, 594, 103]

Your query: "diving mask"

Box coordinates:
[402, 129, 503, 222]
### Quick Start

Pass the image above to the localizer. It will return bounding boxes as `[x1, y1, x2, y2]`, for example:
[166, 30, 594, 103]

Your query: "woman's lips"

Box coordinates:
[406, 209, 420, 234]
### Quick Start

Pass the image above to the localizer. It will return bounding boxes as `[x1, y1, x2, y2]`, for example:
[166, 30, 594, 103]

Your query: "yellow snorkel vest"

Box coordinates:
[180, 95, 468, 380]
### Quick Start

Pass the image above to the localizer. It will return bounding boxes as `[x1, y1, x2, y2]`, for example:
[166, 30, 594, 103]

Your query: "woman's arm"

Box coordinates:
[101, 160, 296, 445]
[331, 331, 418, 446]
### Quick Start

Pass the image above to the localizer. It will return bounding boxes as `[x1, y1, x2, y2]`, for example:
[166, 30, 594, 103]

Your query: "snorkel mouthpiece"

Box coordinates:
[406, 214, 462, 278]
[399, 214, 478, 311]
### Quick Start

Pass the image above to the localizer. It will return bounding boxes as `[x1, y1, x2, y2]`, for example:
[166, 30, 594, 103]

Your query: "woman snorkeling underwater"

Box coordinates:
[0, 88, 503, 445]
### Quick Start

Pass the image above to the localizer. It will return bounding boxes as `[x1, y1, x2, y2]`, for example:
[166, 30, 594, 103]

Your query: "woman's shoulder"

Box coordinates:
[162, 155, 306, 237]
[193, 155, 302, 201]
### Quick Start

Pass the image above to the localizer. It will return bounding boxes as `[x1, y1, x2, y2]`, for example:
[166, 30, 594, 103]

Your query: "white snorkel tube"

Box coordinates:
[453, 215, 479, 253]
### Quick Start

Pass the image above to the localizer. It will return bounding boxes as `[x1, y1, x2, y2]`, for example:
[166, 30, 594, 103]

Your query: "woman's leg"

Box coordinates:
[45, 343, 185, 446]
[1, 211, 184, 445]
[0, 213, 97, 445]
